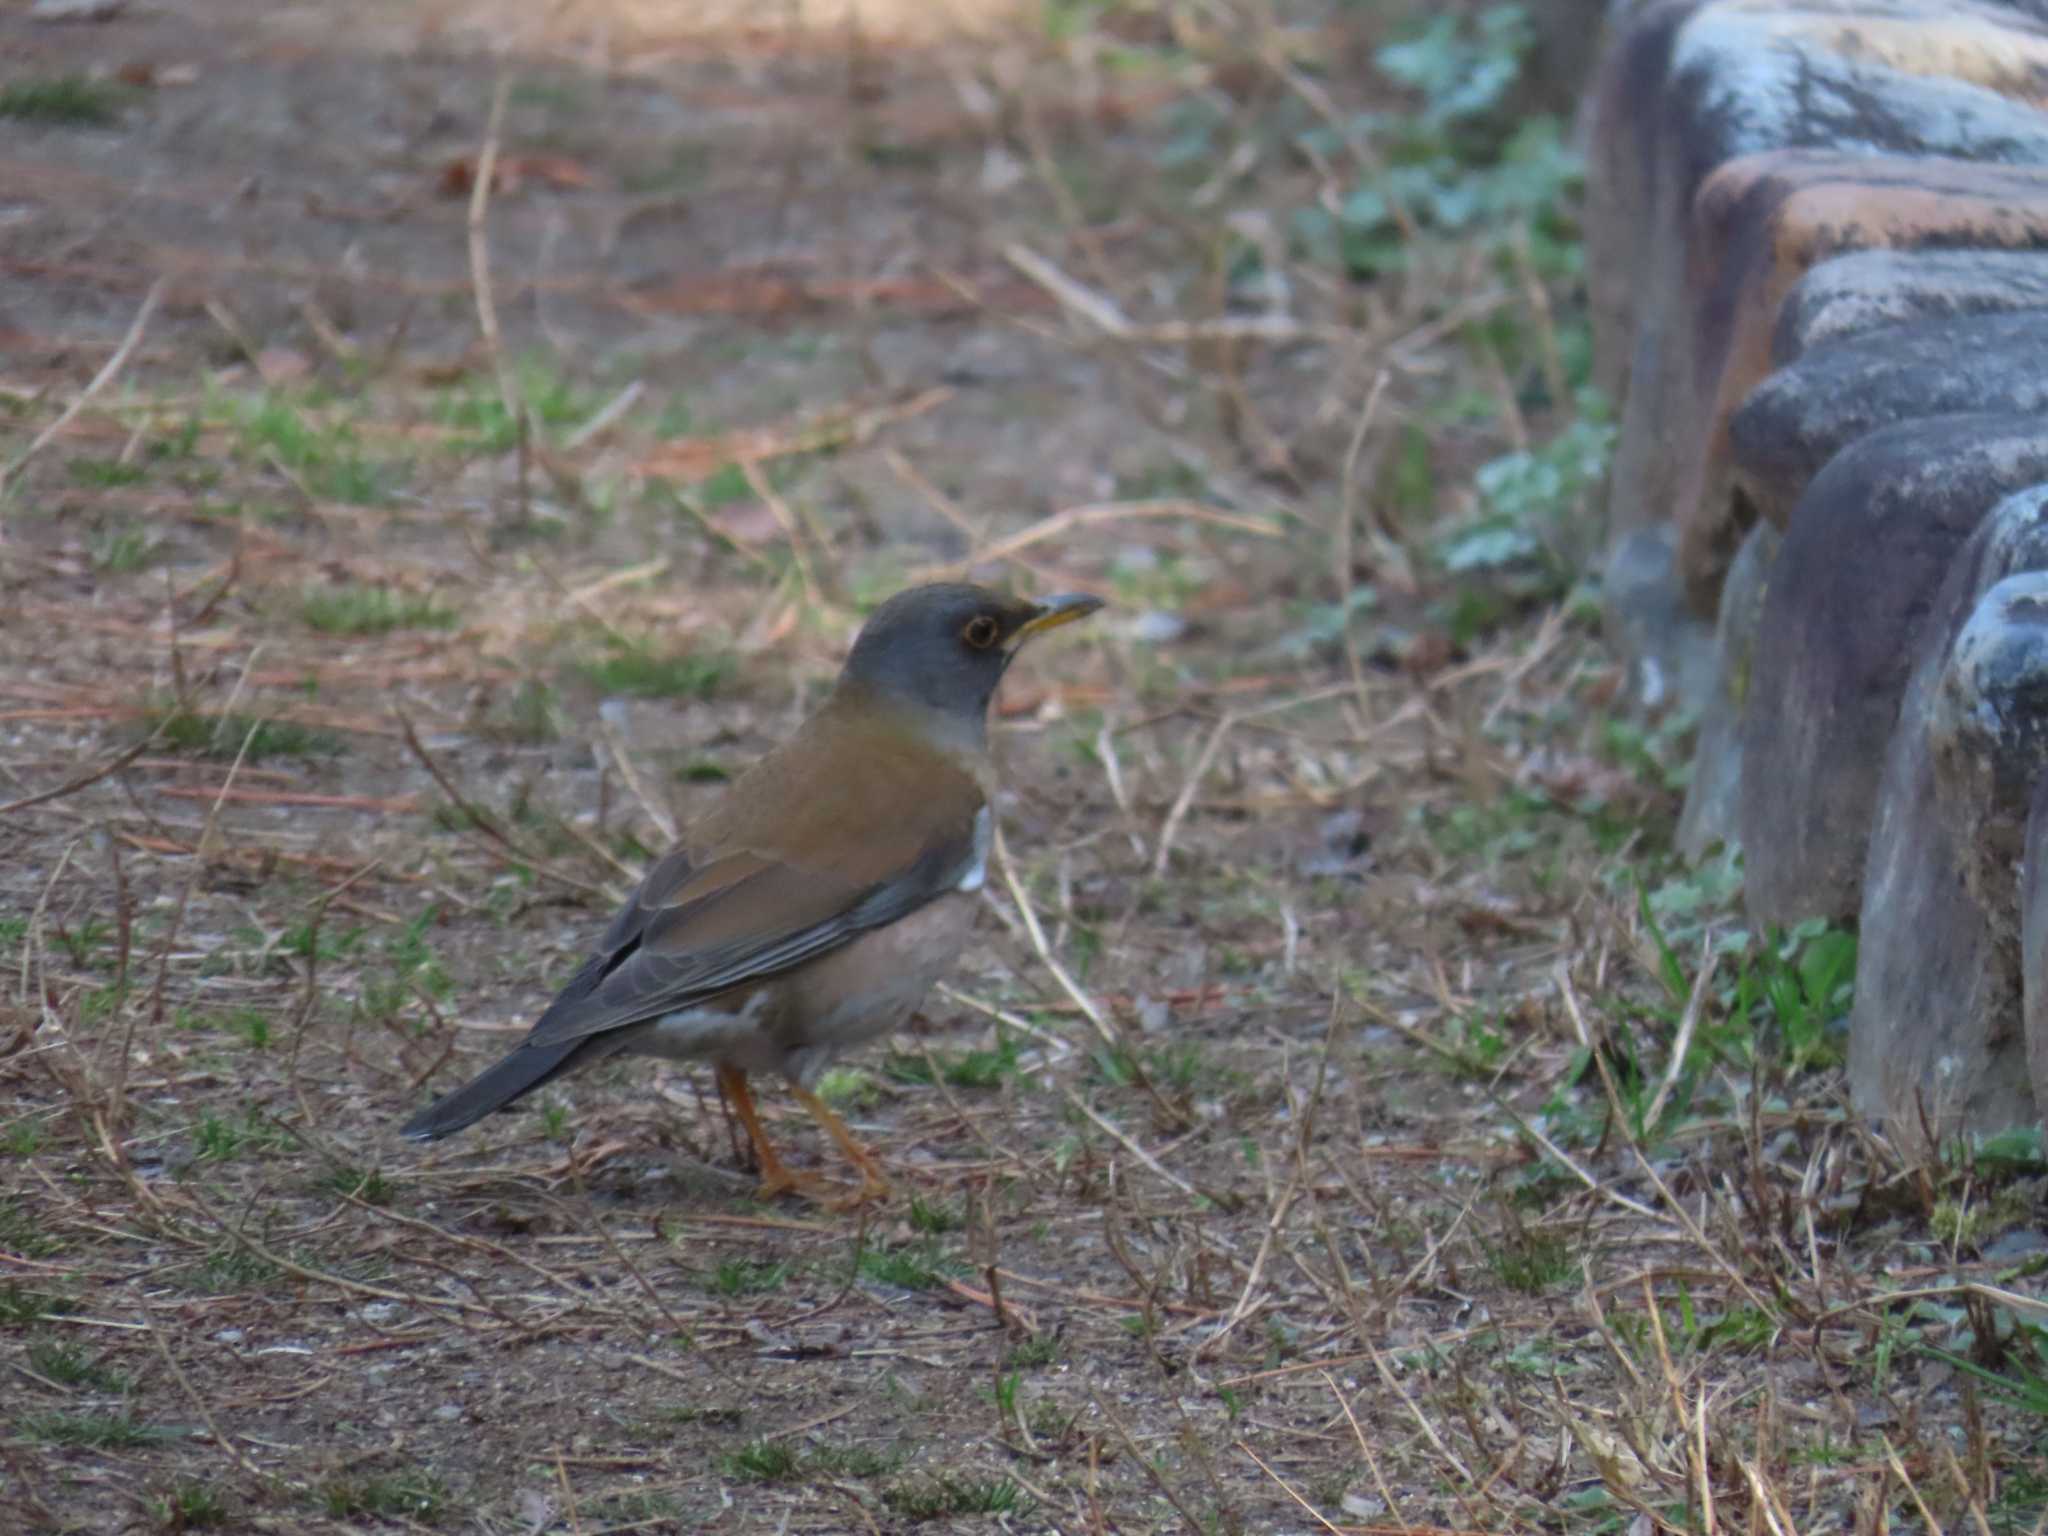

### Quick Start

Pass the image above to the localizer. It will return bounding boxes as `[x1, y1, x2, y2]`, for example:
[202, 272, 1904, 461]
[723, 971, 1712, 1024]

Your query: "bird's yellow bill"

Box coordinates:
[1015, 593, 1105, 642]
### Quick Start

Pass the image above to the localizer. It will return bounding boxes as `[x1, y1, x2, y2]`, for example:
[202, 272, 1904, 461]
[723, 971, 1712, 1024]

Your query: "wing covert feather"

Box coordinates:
[523, 706, 985, 1049]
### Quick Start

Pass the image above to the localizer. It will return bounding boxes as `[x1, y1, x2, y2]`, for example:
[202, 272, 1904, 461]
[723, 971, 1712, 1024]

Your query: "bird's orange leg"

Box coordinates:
[715, 1063, 815, 1201]
[787, 1084, 892, 1206]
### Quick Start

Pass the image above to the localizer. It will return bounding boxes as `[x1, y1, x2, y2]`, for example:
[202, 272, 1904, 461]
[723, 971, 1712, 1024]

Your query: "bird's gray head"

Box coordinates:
[837, 583, 1103, 728]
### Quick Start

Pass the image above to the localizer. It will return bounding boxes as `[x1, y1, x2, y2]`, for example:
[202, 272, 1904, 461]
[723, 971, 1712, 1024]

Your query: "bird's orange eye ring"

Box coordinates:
[962, 615, 1001, 649]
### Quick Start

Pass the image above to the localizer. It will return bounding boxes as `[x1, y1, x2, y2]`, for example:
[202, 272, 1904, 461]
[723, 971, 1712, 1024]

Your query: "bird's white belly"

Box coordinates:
[773, 891, 978, 1084]
[638, 990, 782, 1075]
[621, 891, 977, 1086]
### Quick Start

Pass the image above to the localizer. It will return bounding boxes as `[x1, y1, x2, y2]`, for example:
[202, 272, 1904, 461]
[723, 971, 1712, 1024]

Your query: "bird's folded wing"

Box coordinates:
[523, 811, 979, 1049]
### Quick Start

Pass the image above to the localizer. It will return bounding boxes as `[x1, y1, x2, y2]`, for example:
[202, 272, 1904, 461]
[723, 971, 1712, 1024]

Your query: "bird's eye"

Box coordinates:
[962, 615, 1001, 649]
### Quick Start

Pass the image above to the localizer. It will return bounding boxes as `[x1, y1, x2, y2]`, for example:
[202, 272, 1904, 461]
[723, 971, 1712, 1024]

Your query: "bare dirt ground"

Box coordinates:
[4, 1, 2046, 1533]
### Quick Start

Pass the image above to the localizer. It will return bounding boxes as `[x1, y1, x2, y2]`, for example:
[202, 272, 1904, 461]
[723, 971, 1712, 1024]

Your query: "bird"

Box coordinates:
[400, 582, 1103, 1204]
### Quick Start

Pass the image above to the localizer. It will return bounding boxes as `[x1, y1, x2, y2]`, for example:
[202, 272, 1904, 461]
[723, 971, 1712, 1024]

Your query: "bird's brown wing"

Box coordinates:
[523, 714, 986, 1050]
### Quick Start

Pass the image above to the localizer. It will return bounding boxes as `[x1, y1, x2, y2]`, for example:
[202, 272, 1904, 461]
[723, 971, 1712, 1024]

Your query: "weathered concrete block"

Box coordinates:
[1770, 248, 2048, 365]
[2022, 775, 2048, 1116]
[1671, 153, 2048, 610]
[1854, 486, 2048, 1146]
[1583, 0, 1707, 401]
[1731, 311, 2048, 527]
[1585, 0, 2048, 410]
[1676, 520, 1779, 858]
[1739, 414, 2048, 928]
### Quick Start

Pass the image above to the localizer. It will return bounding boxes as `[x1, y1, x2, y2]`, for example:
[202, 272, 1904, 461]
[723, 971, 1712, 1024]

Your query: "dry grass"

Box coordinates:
[3, 1, 2047, 1532]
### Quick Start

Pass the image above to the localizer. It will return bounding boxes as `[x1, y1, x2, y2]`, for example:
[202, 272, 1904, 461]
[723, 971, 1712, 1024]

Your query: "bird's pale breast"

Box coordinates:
[768, 889, 978, 1086]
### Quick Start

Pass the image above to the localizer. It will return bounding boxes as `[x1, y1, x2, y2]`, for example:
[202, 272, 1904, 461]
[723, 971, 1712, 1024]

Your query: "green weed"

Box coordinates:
[0, 75, 124, 125]
[906, 1195, 961, 1235]
[1485, 1224, 1572, 1294]
[578, 639, 734, 699]
[0, 1284, 71, 1324]
[883, 1474, 1029, 1519]
[318, 1473, 446, 1522]
[0, 1197, 58, 1259]
[52, 915, 110, 968]
[485, 678, 561, 743]
[191, 1109, 288, 1163]
[198, 1245, 281, 1293]
[708, 1257, 791, 1297]
[145, 703, 341, 761]
[70, 458, 149, 488]
[23, 1411, 169, 1448]
[318, 1166, 395, 1205]
[720, 1439, 800, 1481]
[885, 1030, 1022, 1090]
[150, 1482, 229, 1530]
[1004, 1336, 1059, 1370]
[858, 1241, 957, 1291]
[175, 1006, 272, 1048]
[723, 1438, 900, 1483]
[239, 395, 398, 505]
[27, 1339, 127, 1391]
[1293, 5, 1581, 281]
[355, 904, 453, 1022]
[300, 585, 458, 635]
[95, 527, 159, 573]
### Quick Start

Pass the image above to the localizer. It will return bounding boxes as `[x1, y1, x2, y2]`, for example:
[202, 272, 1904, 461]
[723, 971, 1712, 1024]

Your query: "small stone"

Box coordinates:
[32, 0, 129, 19]
[1981, 1227, 2048, 1264]
[1129, 609, 1187, 645]
[1600, 527, 1718, 717]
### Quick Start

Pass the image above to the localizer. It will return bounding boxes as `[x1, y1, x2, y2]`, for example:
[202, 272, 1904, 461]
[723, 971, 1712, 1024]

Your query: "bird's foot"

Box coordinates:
[754, 1168, 890, 1208]
[823, 1171, 892, 1211]
[753, 1165, 830, 1203]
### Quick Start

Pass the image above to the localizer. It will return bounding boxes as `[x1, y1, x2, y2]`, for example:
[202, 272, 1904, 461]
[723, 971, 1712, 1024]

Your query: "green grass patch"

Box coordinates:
[707, 1257, 791, 1297]
[150, 1482, 229, 1530]
[906, 1195, 961, 1235]
[577, 639, 734, 699]
[482, 678, 561, 744]
[0, 1283, 71, 1324]
[318, 1472, 447, 1522]
[239, 395, 400, 505]
[884, 1030, 1022, 1090]
[198, 1244, 282, 1293]
[721, 1439, 899, 1483]
[94, 526, 158, 573]
[883, 1474, 1029, 1519]
[27, 1339, 128, 1392]
[0, 1196, 58, 1258]
[858, 1240, 958, 1291]
[1004, 1336, 1059, 1370]
[190, 1109, 290, 1164]
[145, 702, 341, 761]
[300, 585, 458, 636]
[23, 1411, 170, 1449]
[174, 1006, 272, 1048]
[70, 457, 149, 488]
[0, 75, 124, 125]
[316, 1166, 395, 1205]
[1485, 1224, 1573, 1294]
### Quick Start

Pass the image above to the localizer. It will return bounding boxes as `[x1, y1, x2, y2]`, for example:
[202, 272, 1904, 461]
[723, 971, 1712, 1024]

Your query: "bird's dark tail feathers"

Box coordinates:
[401, 1037, 604, 1142]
